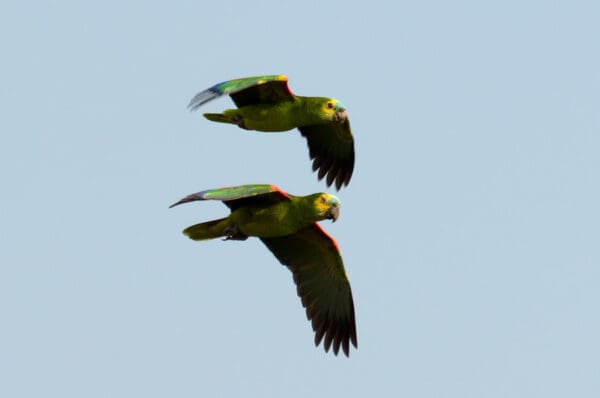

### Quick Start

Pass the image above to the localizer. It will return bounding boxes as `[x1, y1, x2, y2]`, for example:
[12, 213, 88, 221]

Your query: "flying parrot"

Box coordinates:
[188, 75, 355, 190]
[170, 184, 357, 356]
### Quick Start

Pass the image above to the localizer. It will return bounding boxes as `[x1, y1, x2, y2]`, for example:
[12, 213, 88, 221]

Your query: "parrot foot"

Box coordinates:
[232, 115, 248, 130]
[222, 225, 248, 241]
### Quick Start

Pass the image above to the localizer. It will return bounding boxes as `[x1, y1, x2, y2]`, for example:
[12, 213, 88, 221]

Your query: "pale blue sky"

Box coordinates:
[1, 1, 599, 397]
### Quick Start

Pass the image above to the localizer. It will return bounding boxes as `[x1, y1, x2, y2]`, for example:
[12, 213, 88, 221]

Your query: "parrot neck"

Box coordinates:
[294, 96, 333, 125]
[294, 193, 328, 223]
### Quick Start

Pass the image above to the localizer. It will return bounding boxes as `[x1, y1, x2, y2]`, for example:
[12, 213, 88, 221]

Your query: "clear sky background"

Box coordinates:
[1, 1, 599, 397]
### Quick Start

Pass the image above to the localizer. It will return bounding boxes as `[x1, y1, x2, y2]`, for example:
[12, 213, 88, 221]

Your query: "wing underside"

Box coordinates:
[261, 224, 357, 356]
[299, 119, 355, 190]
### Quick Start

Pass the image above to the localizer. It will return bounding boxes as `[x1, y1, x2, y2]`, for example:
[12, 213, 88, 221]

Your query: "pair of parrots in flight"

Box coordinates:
[171, 75, 357, 356]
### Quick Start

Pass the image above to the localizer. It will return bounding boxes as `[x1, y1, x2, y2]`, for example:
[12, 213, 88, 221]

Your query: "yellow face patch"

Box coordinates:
[321, 99, 339, 116]
[313, 193, 339, 213]
[314, 194, 330, 213]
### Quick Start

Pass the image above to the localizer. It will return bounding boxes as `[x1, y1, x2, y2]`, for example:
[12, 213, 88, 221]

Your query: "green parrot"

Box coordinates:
[170, 184, 357, 356]
[188, 75, 355, 190]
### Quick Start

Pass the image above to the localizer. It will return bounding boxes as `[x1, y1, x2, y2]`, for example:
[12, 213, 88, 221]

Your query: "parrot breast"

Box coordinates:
[228, 196, 325, 238]
[232, 103, 300, 132]
[231, 98, 334, 132]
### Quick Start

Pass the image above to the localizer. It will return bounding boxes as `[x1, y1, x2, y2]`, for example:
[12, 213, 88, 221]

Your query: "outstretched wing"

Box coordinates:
[261, 224, 357, 356]
[299, 118, 355, 190]
[188, 75, 294, 110]
[169, 184, 291, 210]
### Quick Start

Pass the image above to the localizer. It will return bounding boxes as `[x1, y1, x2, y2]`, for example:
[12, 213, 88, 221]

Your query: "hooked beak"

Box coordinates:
[333, 108, 348, 124]
[328, 203, 340, 222]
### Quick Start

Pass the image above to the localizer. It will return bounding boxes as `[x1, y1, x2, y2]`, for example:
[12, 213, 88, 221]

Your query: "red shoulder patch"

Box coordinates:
[313, 222, 341, 253]
[269, 184, 292, 200]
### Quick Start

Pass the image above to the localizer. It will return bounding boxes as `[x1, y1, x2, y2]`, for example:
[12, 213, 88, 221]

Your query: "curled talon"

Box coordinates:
[222, 225, 248, 241]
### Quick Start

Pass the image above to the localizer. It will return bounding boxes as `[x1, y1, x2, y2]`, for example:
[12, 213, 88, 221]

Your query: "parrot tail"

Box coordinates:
[203, 113, 234, 124]
[183, 217, 230, 241]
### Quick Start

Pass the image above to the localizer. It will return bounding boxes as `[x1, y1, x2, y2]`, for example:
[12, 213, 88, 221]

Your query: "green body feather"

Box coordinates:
[204, 97, 333, 132]
[229, 193, 323, 237]
[184, 193, 326, 240]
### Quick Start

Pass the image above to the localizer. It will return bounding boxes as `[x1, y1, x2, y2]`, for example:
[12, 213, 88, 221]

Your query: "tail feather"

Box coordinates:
[204, 113, 233, 124]
[183, 217, 229, 241]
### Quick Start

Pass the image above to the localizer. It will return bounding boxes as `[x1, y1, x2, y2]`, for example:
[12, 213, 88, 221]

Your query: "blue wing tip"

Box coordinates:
[188, 87, 223, 111]
[188, 75, 289, 111]
[169, 191, 207, 208]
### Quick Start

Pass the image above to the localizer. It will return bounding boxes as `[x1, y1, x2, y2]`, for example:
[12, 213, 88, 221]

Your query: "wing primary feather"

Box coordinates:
[326, 159, 339, 187]
[188, 88, 222, 111]
[341, 165, 352, 189]
[314, 316, 327, 346]
[333, 330, 342, 356]
[335, 170, 345, 190]
[342, 339, 350, 357]
[345, 155, 355, 186]
[311, 157, 322, 172]
[169, 192, 206, 208]
[323, 328, 334, 353]
[317, 155, 334, 180]
[330, 320, 342, 355]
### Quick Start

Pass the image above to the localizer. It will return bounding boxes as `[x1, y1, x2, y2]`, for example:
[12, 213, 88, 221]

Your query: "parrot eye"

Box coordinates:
[326, 102, 334, 109]
[320, 195, 327, 204]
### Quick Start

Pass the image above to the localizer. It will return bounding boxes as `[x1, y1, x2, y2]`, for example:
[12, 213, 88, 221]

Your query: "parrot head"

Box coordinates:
[313, 193, 341, 222]
[321, 98, 348, 125]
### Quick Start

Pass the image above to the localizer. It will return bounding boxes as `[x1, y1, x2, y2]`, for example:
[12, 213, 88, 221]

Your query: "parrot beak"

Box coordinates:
[333, 108, 348, 124]
[328, 203, 340, 222]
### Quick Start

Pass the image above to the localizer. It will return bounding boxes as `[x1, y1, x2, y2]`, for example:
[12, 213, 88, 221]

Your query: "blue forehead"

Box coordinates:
[328, 195, 341, 205]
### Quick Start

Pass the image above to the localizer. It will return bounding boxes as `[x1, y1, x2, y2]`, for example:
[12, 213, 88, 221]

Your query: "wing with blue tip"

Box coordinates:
[188, 75, 293, 110]
[169, 184, 290, 210]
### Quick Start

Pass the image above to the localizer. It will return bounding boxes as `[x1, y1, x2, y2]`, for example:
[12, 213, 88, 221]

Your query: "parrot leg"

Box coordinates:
[232, 115, 248, 130]
[222, 225, 248, 241]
